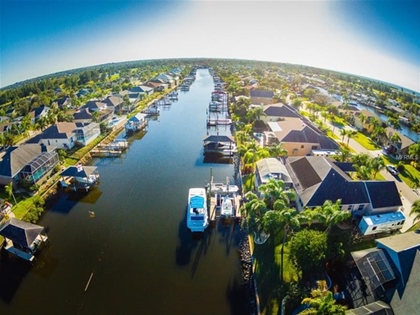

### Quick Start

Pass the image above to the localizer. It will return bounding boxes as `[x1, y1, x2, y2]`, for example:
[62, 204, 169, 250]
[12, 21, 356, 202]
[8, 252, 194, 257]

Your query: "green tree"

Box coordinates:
[339, 129, 347, 143]
[258, 178, 295, 210]
[346, 130, 357, 146]
[313, 200, 351, 233]
[91, 111, 101, 123]
[369, 156, 385, 179]
[289, 229, 328, 279]
[268, 143, 288, 159]
[300, 289, 347, 315]
[408, 141, 420, 162]
[5, 182, 17, 205]
[240, 192, 268, 242]
[291, 98, 303, 110]
[410, 199, 420, 223]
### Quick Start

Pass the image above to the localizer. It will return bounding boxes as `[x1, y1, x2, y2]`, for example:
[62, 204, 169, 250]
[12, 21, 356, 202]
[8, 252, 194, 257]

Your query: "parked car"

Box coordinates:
[386, 165, 399, 176]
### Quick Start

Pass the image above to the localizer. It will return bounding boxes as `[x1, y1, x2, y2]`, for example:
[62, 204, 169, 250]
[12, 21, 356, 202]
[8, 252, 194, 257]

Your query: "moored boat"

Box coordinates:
[186, 188, 209, 232]
[220, 195, 233, 218]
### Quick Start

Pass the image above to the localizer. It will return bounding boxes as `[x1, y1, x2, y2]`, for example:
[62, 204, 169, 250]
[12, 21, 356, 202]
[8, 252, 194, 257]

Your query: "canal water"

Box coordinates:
[0, 69, 248, 315]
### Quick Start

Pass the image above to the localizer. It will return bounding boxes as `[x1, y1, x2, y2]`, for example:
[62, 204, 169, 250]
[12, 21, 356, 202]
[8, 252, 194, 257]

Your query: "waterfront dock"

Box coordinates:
[208, 193, 242, 222]
[90, 139, 128, 157]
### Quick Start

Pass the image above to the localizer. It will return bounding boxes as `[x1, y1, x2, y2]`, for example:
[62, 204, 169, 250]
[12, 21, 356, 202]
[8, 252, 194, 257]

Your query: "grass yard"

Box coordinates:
[398, 163, 420, 188]
[353, 132, 380, 150]
[253, 233, 300, 315]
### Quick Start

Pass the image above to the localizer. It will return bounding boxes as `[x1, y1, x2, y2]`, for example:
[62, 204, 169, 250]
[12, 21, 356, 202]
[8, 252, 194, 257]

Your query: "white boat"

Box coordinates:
[187, 188, 209, 232]
[221, 195, 234, 218]
[207, 183, 239, 195]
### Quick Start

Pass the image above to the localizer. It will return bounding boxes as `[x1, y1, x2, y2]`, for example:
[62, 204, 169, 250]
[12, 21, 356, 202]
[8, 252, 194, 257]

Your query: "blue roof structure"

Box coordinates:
[190, 195, 205, 208]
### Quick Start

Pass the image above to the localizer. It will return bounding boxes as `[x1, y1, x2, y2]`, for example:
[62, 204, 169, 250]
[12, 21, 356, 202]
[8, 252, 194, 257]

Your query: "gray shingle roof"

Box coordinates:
[263, 104, 300, 118]
[0, 218, 44, 249]
[37, 122, 77, 139]
[0, 143, 56, 177]
[286, 156, 389, 208]
[250, 90, 274, 98]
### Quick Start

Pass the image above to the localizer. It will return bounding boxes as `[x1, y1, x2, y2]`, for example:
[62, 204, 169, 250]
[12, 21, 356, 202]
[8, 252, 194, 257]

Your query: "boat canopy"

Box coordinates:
[190, 195, 205, 208]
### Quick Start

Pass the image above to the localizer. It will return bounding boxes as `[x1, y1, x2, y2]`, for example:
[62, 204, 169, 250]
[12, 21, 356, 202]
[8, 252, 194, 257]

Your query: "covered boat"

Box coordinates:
[186, 188, 209, 232]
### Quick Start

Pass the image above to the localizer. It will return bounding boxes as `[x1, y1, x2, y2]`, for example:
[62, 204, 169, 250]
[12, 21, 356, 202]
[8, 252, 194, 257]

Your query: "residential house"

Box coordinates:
[130, 85, 154, 96]
[250, 89, 274, 105]
[383, 127, 415, 159]
[30, 105, 50, 123]
[73, 108, 94, 124]
[102, 95, 124, 114]
[81, 100, 113, 123]
[264, 118, 339, 156]
[285, 156, 402, 214]
[145, 80, 167, 92]
[260, 103, 301, 122]
[299, 84, 320, 95]
[255, 158, 292, 190]
[0, 218, 48, 261]
[53, 96, 72, 110]
[349, 232, 420, 315]
[26, 121, 100, 149]
[354, 109, 381, 132]
[155, 73, 175, 88]
[76, 88, 93, 98]
[0, 143, 59, 187]
[168, 67, 183, 77]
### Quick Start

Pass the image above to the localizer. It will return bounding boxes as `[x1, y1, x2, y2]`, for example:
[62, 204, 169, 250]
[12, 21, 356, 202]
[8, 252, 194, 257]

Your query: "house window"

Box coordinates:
[301, 145, 304, 149]
[311, 145, 317, 149]
[358, 204, 364, 211]
[372, 226, 377, 231]
[348, 205, 353, 211]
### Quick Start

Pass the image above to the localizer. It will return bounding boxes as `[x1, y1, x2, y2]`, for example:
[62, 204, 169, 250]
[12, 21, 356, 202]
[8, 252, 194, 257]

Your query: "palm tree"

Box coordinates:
[410, 199, 420, 223]
[91, 110, 101, 123]
[339, 129, 347, 143]
[274, 207, 302, 283]
[314, 200, 351, 234]
[369, 156, 385, 179]
[358, 112, 366, 128]
[346, 130, 357, 146]
[268, 143, 288, 159]
[240, 192, 268, 242]
[352, 153, 370, 167]
[354, 164, 372, 180]
[335, 146, 351, 162]
[390, 132, 401, 147]
[246, 106, 266, 123]
[5, 182, 17, 206]
[258, 178, 295, 210]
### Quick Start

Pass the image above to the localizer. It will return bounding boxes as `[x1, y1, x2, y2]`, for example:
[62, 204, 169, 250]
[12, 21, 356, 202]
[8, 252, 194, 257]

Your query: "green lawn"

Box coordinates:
[398, 163, 420, 188]
[353, 132, 380, 150]
[253, 233, 300, 315]
[381, 155, 420, 188]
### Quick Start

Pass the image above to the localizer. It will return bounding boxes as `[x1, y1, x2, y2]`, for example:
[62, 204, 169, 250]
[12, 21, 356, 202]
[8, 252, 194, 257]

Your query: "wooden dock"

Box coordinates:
[208, 194, 242, 222]
[91, 140, 128, 157]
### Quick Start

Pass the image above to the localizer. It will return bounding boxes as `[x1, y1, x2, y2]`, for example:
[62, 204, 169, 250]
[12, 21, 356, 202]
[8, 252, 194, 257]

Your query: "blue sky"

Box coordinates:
[1, 0, 419, 92]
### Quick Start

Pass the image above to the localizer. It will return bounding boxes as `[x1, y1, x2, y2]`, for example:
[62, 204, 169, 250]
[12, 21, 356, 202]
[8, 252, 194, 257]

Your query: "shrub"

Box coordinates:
[397, 162, 405, 172]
